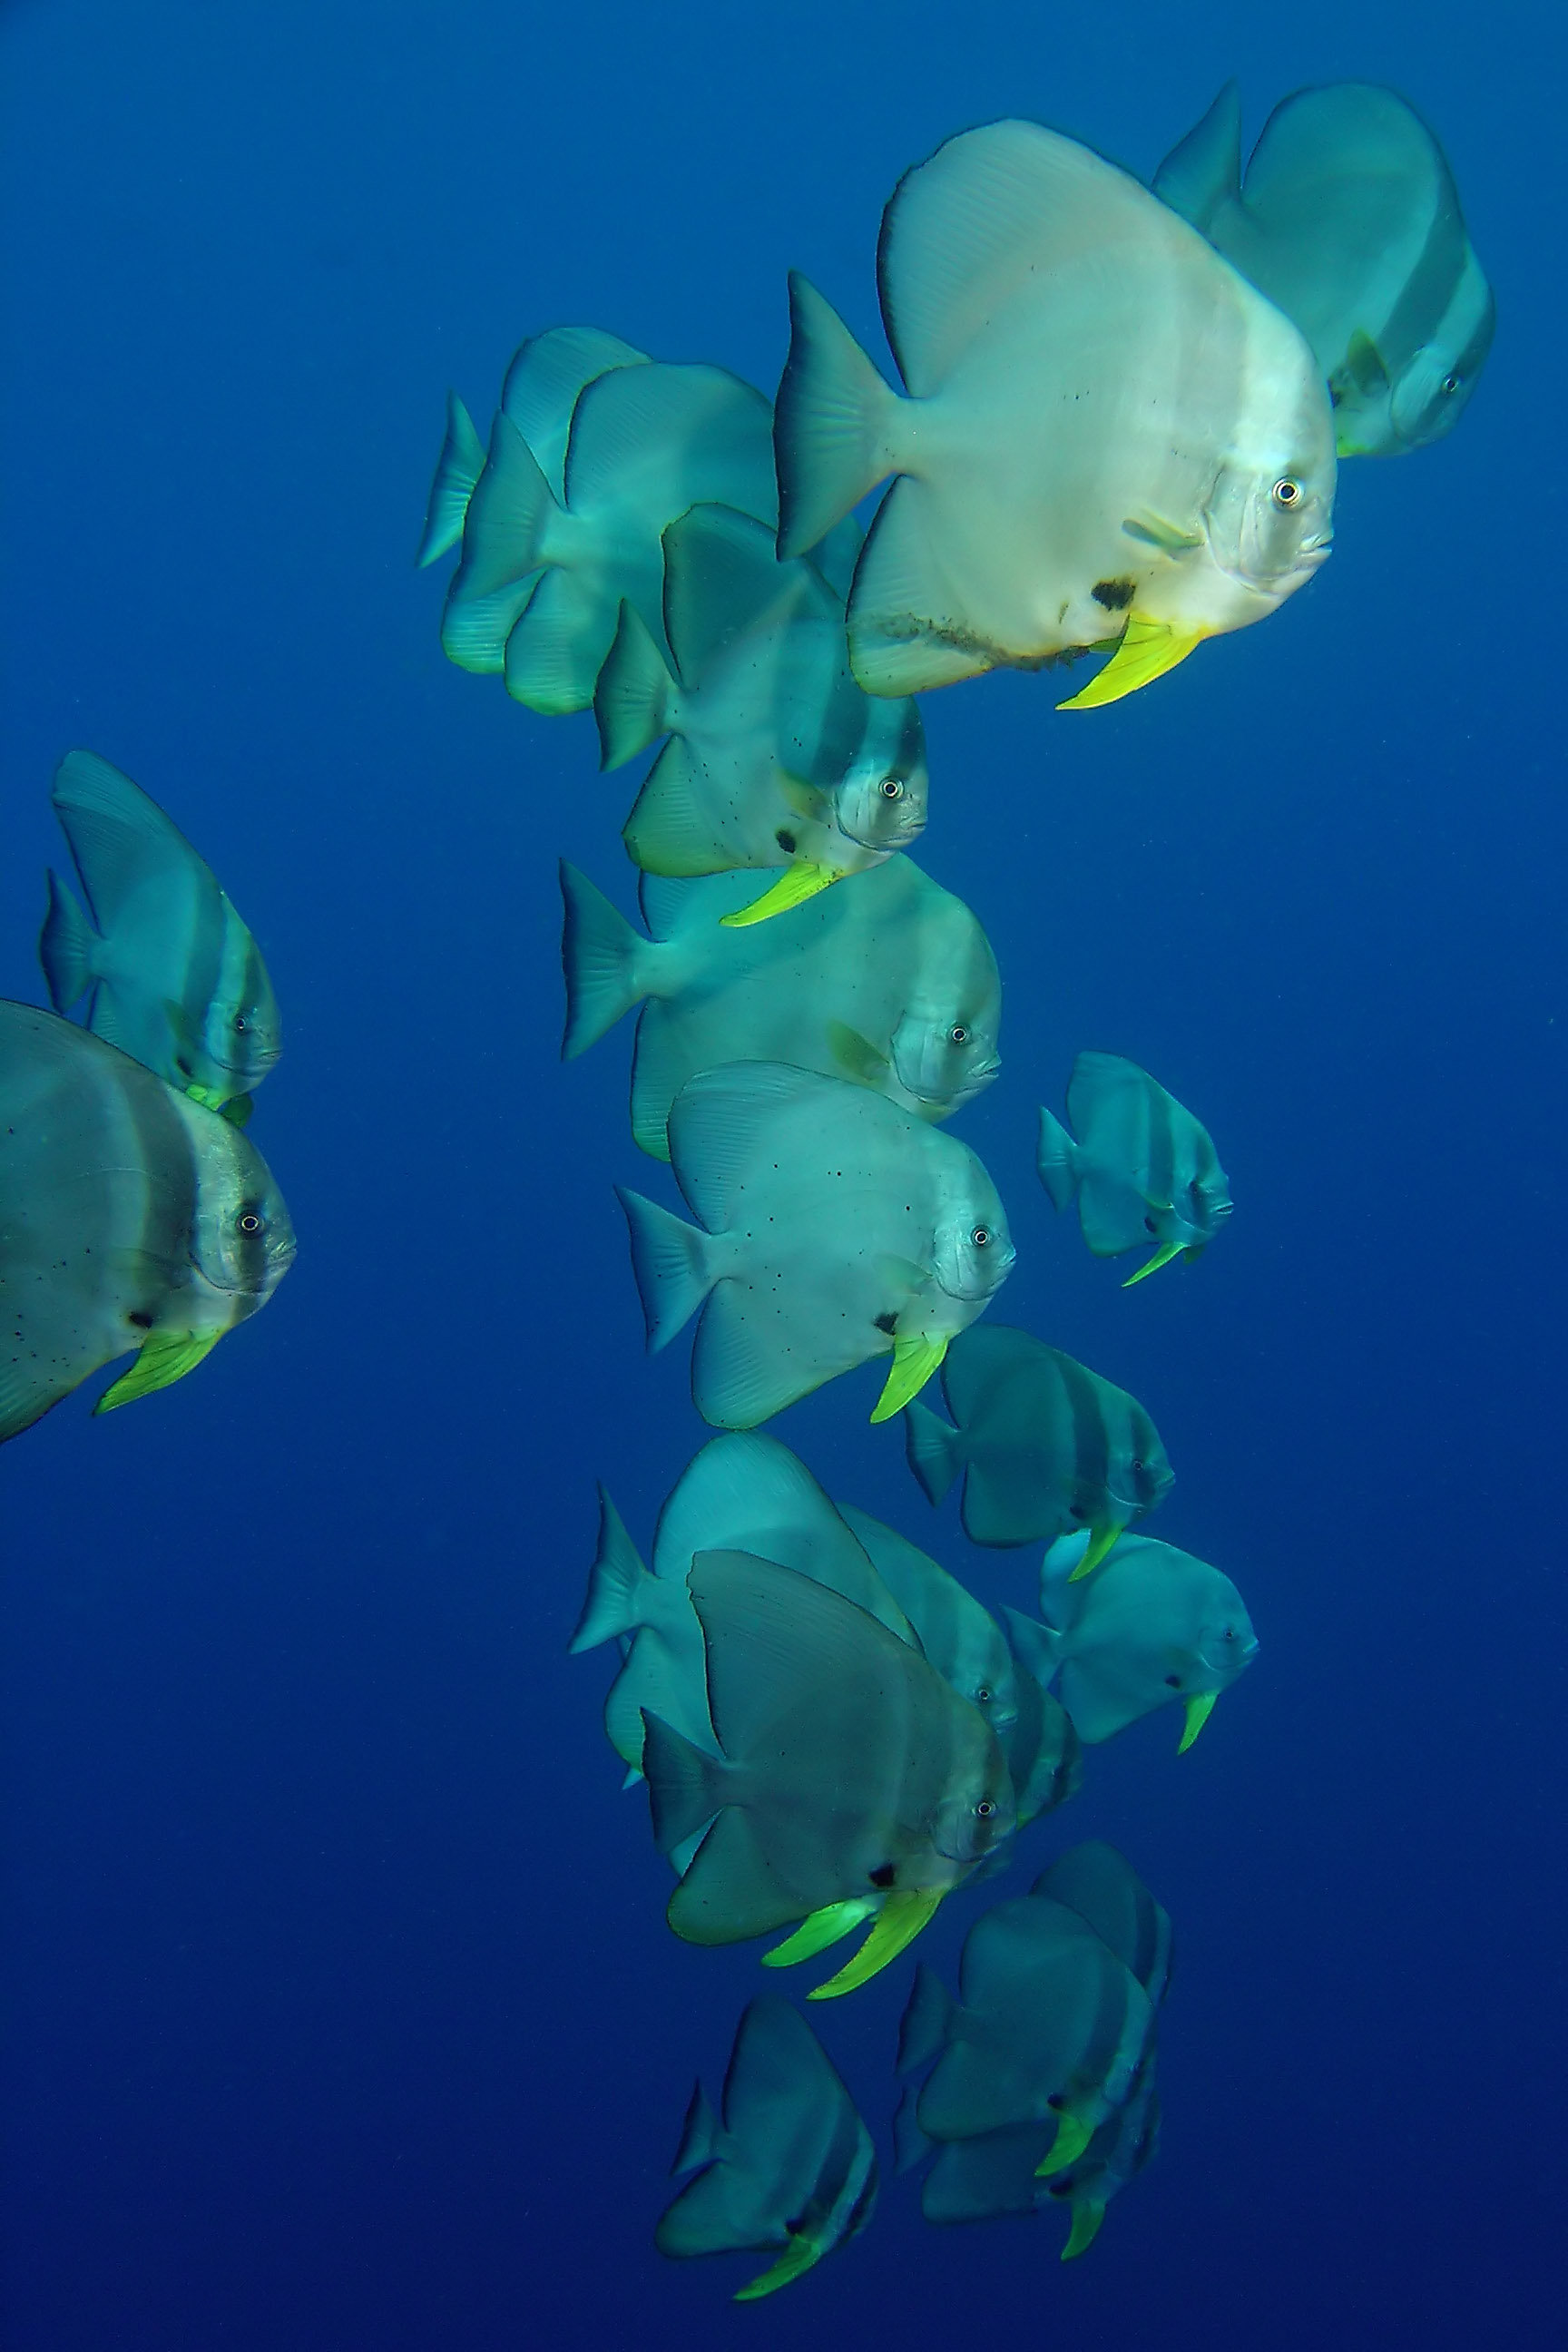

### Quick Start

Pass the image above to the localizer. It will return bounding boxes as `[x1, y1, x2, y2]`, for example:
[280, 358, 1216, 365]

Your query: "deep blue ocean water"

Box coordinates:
[2, 4, 1563, 2345]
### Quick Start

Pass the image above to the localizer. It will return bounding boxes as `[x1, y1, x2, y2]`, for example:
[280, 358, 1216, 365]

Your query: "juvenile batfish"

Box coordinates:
[442, 358, 777, 713]
[570, 1433, 911, 1778]
[0, 1004, 295, 1442]
[1154, 83, 1494, 457]
[415, 325, 649, 573]
[1037, 1051, 1231, 1283]
[905, 1324, 1171, 1573]
[775, 121, 1335, 706]
[600, 504, 927, 924]
[40, 751, 280, 1114]
[1006, 1526, 1259, 1750]
[559, 854, 1001, 1160]
[618, 1062, 1014, 1427]
[642, 1550, 1014, 1970]
[896, 1882, 1155, 2173]
[657, 1996, 877, 2299]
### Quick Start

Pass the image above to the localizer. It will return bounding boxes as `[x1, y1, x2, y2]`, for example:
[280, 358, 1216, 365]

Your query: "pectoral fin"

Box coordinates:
[1121, 509, 1205, 555]
[1178, 1690, 1219, 1753]
[1067, 1521, 1123, 1582]
[763, 1898, 877, 1967]
[1058, 615, 1202, 710]
[1122, 1240, 1183, 1288]
[1061, 2200, 1106, 2260]
[1034, 2109, 1095, 2178]
[808, 1886, 944, 1999]
[719, 861, 839, 928]
[870, 1333, 947, 1424]
[1339, 328, 1390, 397]
[828, 1021, 891, 1084]
[734, 2233, 824, 2301]
[776, 772, 832, 824]
[94, 1326, 223, 1415]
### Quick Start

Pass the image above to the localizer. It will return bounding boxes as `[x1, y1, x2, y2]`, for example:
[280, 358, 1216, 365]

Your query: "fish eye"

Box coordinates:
[1132, 1457, 1145, 1474]
[237, 1210, 265, 1236]
[1271, 477, 1301, 508]
[975, 1799, 996, 1819]
[879, 776, 905, 799]
[1441, 372, 1461, 395]
[971, 1225, 991, 1249]
[975, 1685, 992, 1706]
[949, 1024, 970, 1046]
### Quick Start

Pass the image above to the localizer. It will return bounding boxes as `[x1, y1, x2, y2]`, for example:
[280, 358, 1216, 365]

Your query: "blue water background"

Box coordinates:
[2, 3, 1563, 2344]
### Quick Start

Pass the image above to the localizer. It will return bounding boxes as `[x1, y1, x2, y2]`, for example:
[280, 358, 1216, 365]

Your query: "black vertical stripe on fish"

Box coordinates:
[115, 1052, 199, 1297]
[1056, 1351, 1111, 1519]
[1145, 1085, 1175, 1213]
[1378, 180, 1467, 366]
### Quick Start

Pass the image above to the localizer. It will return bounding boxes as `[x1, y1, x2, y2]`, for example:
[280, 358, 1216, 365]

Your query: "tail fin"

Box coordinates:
[616, 1188, 715, 1350]
[775, 272, 901, 559]
[416, 391, 486, 567]
[593, 602, 677, 772]
[559, 862, 647, 1060]
[1003, 1605, 1063, 1688]
[38, 871, 99, 1012]
[1151, 82, 1244, 233]
[903, 1396, 962, 1507]
[642, 1709, 725, 1855]
[447, 410, 555, 605]
[1035, 1106, 1084, 1212]
[897, 1964, 955, 2076]
[670, 2082, 723, 2176]
[568, 1486, 651, 1651]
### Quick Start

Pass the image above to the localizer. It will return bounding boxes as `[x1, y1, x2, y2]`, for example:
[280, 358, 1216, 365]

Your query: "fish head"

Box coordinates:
[931, 1745, 1017, 1866]
[830, 704, 929, 855]
[888, 1005, 1002, 1114]
[1106, 1409, 1175, 1522]
[1161, 1150, 1233, 1249]
[1195, 1593, 1259, 1689]
[207, 923, 284, 1090]
[1386, 283, 1496, 451]
[1202, 354, 1337, 604]
[930, 1182, 1015, 1305]
[192, 1159, 298, 1306]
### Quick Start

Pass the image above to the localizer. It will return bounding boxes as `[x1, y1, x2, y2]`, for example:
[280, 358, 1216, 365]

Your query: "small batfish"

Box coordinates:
[657, 1996, 877, 2299]
[838, 1504, 1017, 1739]
[0, 1004, 295, 1442]
[601, 504, 927, 924]
[559, 854, 1001, 1160]
[1154, 83, 1494, 457]
[570, 1433, 911, 1777]
[415, 325, 648, 570]
[1006, 1527, 1259, 1750]
[905, 1324, 1171, 1573]
[442, 358, 777, 713]
[40, 751, 280, 1112]
[896, 1886, 1155, 2173]
[618, 1062, 1014, 1428]
[1037, 1051, 1231, 1284]
[775, 122, 1334, 707]
[642, 1550, 1014, 1970]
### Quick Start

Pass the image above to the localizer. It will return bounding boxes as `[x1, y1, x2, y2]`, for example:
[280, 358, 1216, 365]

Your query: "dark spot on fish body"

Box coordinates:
[868, 1862, 897, 1889]
[1164, 1673, 1182, 1688]
[874, 1311, 898, 1334]
[1092, 578, 1135, 612]
[127, 1311, 152, 1329]
[775, 829, 797, 853]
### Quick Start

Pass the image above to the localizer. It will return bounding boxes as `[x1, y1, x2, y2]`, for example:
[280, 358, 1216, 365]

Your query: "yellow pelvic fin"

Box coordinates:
[94, 1327, 223, 1416]
[1122, 1239, 1183, 1289]
[808, 1886, 944, 2000]
[734, 2233, 824, 2301]
[719, 860, 839, 928]
[763, 1898, 877, 1968]
[1057, 615, 1203, 711]
[1034, 2109, 1095, 2177]
[1067, 1521, 1124, 1583]
[1179, 1690, 1220, 1753]
[1061, 2200, 1106, 2260]
[870, 1332, 948, 1425]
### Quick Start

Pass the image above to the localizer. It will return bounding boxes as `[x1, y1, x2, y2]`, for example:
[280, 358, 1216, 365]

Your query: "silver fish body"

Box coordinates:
[1038, 1050, 1231, 1275]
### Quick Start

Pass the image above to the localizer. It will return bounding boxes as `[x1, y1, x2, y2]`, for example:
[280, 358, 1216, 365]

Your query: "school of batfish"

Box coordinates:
[1, 81, 1489, 2298]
